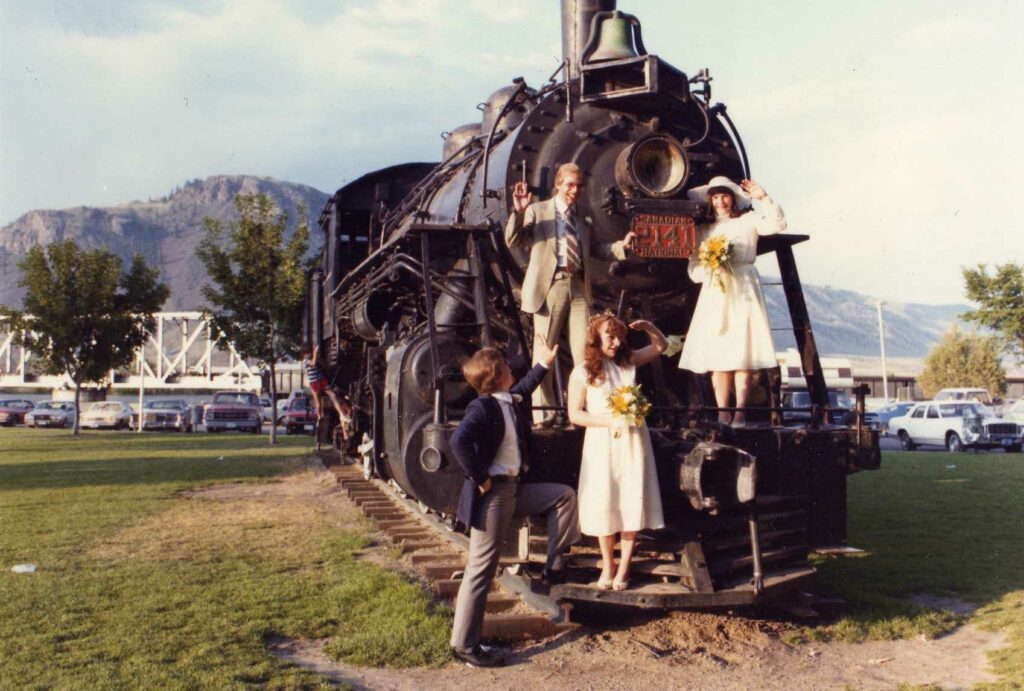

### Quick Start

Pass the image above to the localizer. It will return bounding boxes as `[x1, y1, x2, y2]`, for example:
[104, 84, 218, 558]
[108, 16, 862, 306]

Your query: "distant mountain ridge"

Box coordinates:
[762, 282, 964, 358]
[0, 176, 964, 357]
[0, 175, 328, 312]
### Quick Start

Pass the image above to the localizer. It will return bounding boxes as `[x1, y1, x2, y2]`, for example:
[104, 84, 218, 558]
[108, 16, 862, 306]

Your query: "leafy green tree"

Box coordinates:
[917, 326, 1006, 399]
[197, 193, 310, 444]
[962, 262, 1024, 362]
[1, 241, 168, 434]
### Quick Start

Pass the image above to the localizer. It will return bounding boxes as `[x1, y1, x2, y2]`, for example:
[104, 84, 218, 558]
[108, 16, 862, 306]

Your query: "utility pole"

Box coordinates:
[136, 345, 145, 432]
[875, 301, 889, 402]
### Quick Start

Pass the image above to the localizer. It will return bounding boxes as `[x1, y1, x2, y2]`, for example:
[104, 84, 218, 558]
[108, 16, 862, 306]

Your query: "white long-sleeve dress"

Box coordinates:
[678, 198, 787, 373]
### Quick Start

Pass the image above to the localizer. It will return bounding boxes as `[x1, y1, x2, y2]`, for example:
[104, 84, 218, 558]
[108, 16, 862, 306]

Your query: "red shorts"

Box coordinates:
[309, 379, 329, 394]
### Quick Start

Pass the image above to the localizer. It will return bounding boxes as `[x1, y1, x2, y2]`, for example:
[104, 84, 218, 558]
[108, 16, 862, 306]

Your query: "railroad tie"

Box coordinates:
[400, 540, 443, 554]
[329, 467, 577, 642]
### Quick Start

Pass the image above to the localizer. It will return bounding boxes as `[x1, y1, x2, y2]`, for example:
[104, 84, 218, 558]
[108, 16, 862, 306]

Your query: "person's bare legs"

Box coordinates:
[324, 390, 351, 438]
[733, 370, 754, 425]
[309, 390, 323, 420]
[596, 534, 617, 586]
[614, 531, 637, 589]
[711, 371, 734, 424]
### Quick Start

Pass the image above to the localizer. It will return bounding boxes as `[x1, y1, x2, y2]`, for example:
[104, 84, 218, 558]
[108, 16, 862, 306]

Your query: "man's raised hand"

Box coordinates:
[511, 181, 531, 214]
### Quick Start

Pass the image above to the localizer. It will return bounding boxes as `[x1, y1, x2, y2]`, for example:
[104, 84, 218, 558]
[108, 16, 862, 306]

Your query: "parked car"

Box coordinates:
[260, 398, 274, 424]
[933, 388, 996, 416]
[782, 390, 855, 426]
[204, 391, 261, 434]
[281, 396, 317, 435]
[869, 401, 915, 435]
[24, 400, 76, 428]
[140, 399, 194, 432]
[275, 390, 307, 425]
[81, 401, 134, 430]
[0, 399, 35, 426]
[1002, 399, 1024, 423]
[888, 401, 1023, 452]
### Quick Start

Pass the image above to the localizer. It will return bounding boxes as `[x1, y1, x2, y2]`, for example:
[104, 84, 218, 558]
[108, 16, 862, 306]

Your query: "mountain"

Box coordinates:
[1, 177, 965, 357]
[0, 175, 329, 311]
[762, 280, 965, 357]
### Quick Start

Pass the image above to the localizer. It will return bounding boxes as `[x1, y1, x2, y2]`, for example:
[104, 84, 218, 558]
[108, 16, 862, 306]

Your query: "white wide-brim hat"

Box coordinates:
[686, 175, 751, 211]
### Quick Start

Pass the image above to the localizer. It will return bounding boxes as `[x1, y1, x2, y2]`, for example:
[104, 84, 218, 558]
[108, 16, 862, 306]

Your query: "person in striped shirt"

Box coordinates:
[301, 345, 351, 439]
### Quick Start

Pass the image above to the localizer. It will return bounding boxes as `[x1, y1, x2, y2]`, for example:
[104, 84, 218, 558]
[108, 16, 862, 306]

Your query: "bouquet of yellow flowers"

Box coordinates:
[697, 234, 733, 292]
[607, 384, 651, 437]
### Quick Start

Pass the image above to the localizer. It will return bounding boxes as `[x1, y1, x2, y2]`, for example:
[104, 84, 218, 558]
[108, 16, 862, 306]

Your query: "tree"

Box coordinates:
[196, 193, 310, 444]
[917, 326, 1006, 399]
[1, 241, 168, 434]
[962, 262, 1024, 362]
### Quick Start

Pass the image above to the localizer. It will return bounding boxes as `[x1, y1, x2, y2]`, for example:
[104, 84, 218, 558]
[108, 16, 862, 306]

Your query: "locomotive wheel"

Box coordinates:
[898, 431, 916, 451]
[946, 432, 964, 453]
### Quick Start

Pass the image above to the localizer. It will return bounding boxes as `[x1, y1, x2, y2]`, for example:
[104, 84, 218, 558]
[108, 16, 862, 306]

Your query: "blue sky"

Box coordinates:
[2, 0, 1022, 304]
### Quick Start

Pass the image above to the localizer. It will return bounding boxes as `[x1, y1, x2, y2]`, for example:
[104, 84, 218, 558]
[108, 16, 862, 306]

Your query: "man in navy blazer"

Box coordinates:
[448, 342, 580, 667]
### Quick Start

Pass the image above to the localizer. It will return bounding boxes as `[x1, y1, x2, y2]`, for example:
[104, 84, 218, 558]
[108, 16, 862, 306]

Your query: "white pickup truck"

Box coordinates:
[888, 401, 1022, 453]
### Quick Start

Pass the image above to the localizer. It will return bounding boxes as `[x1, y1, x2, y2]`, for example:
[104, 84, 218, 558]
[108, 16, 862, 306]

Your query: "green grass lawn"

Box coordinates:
[2, 431, 1022, 688]
[0, 429, 451, 689]
[812, 449, 1024, 687]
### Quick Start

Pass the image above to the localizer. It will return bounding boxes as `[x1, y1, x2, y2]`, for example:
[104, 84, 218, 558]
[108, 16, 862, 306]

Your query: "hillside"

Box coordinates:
[0, 177, 965, 357]
[762, 281, 964, 357]
[0, 175, 329, 311]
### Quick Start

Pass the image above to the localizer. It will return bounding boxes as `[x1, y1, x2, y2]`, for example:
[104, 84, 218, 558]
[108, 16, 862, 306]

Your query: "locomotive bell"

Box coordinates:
[587, 12, 640, 63]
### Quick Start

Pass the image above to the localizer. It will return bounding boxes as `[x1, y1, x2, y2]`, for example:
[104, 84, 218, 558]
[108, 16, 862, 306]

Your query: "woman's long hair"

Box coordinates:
[583, 313, 633, 385]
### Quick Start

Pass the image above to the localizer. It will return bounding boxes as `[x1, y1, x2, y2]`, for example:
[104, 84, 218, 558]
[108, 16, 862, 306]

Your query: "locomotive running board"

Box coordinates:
[548, 564, 816, 609]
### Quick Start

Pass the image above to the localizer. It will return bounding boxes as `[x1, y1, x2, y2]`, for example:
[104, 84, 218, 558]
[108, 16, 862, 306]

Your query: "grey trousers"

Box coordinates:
[450, 481, 580, 651]
[531, 273, 590, 423]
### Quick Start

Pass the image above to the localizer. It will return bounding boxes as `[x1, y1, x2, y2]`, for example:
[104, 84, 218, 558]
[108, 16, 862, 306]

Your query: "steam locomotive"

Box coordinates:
[305, 0, 880, 607]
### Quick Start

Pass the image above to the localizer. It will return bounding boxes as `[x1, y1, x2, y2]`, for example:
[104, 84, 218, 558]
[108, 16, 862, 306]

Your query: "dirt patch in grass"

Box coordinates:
[272, 615, 1004, 691]
[87, 465, 361, 564]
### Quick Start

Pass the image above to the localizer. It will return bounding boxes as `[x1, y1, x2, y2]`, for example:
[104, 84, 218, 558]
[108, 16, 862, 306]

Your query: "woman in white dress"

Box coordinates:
[677, 176, 787, 426]
[567, 313, 667, 591]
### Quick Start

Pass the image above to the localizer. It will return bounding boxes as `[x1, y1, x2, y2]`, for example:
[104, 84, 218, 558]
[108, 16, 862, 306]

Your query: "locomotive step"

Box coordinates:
[702, 527, 807, 553]
[554, 564, 817, 609]
[563, 554, 687, 578]
[708, 546, 808, 575]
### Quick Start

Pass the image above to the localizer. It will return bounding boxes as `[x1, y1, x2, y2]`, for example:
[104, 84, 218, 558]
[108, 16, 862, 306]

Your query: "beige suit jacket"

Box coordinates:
[505, 198, 627, 314]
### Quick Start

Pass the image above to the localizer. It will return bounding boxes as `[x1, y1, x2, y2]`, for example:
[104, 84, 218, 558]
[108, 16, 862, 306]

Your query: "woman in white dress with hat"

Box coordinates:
[677, 176, 787, 426]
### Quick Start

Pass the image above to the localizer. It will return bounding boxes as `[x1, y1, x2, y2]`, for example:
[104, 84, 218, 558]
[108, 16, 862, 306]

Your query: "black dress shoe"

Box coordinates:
[452, 645, 505, 668]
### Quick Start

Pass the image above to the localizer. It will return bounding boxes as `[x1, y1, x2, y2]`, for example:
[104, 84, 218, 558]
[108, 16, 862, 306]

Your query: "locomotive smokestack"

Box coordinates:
[561, 0, 616, 79]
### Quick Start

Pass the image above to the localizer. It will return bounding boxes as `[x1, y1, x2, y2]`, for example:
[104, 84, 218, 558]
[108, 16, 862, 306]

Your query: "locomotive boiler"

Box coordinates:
[305, 0, 880, 607]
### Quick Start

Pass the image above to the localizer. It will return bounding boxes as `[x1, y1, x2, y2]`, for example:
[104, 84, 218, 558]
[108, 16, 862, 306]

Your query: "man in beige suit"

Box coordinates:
[505, 163, 634, 421]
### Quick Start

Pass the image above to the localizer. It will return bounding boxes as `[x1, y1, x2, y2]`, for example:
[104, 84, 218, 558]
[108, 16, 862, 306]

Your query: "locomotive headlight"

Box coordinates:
[615, 135, 689, 198]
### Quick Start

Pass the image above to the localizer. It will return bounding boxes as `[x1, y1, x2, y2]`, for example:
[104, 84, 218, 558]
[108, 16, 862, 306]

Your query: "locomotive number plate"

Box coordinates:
[629, 214, 696, 259]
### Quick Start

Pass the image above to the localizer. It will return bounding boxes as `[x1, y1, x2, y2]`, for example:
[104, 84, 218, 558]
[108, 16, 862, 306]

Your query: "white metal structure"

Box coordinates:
[777, 348, 854, 391]
[0, 312, 261, 392]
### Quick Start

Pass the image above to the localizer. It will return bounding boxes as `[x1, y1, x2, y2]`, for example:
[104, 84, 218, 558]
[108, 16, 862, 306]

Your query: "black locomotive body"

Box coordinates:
[306, 1, 880, 607]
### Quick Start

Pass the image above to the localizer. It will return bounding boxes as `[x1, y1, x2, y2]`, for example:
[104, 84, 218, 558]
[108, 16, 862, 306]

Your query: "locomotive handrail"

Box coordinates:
[711, 103, 750, 179]
[479, 79, 530, 202]
[682, 93, 712, 149]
